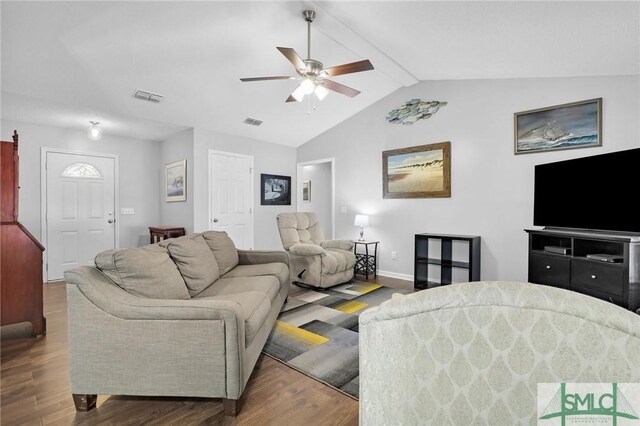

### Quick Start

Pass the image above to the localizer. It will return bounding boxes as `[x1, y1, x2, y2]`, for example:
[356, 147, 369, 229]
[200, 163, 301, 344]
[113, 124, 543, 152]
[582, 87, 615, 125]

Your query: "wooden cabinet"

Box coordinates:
[526, 229, 639, 312]
[1, 131, 46, 336]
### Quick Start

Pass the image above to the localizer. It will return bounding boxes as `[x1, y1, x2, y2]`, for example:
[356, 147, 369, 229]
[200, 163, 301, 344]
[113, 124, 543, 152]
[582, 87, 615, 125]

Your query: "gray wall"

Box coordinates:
[160, 128, 194, 233]
[297, 75, 640, 281]
[300, 162, 333, 238]
[1, 119, 161, 248]
[193, 128, 297, 250]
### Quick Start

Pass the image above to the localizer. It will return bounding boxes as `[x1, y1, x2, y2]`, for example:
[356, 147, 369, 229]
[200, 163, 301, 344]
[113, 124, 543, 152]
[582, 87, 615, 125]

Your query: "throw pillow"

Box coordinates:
[202, 231, 239, 275]
[94, 244, 190, 299]
[164, 235, 220, 296]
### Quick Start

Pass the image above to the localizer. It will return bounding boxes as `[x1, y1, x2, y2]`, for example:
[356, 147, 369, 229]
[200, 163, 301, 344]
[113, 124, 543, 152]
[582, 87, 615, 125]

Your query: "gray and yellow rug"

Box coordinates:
[262, 281, 412, 399]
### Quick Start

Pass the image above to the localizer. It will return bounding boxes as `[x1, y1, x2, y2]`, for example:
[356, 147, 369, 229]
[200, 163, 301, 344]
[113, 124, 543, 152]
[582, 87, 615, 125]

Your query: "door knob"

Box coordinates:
[213, 218, 219, 223]
[108, 219, 114, 224]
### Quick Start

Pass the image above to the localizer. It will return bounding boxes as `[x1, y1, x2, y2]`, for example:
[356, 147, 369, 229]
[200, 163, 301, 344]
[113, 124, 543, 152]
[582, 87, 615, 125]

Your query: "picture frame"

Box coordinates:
[302, 180, 311, 203]
[165, 159, 186, 202]
[382, 141, 451, 199]
[514, 98, 602, 155]
[261, 174, 291, 205]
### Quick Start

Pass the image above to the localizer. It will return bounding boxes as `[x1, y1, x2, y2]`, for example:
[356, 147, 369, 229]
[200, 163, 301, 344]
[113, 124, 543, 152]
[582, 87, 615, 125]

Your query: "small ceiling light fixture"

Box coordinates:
[88, 121, 102, 141]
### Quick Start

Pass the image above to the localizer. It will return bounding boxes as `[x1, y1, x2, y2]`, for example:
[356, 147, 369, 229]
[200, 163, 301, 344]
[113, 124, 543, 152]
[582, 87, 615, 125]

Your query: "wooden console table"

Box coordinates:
[149, 226, 186, 244]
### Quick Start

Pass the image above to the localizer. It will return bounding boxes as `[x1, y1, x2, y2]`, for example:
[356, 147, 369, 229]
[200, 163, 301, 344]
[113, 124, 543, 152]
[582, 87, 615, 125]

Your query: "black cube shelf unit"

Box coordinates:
[414, 233, 481, 290]
[526, 228, 640, 312]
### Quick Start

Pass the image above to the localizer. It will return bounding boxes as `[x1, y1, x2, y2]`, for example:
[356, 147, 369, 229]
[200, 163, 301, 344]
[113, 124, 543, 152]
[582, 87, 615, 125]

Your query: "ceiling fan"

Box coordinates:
[240, 10, 374, 103]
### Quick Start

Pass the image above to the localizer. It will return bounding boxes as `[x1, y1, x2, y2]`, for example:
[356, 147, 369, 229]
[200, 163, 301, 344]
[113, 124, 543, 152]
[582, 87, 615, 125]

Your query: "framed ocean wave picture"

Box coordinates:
[514, 98, 602, 155]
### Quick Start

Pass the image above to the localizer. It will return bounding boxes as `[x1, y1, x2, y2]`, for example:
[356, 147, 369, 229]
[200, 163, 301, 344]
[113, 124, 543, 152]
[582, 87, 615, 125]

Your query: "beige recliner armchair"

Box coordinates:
[277, 212, 356, 288]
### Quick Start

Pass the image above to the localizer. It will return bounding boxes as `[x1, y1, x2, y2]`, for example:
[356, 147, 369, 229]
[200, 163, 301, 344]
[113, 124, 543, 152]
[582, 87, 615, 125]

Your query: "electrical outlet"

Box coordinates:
[340, 206, 348, 214]
[391, 251, 397, 260]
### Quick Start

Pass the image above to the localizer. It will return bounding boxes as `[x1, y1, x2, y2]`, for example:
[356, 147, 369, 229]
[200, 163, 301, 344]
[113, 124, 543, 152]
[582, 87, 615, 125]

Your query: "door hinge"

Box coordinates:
[250, 208, 252, 214]
[249, 167, 253, 174]
[46, 263, 48, 272]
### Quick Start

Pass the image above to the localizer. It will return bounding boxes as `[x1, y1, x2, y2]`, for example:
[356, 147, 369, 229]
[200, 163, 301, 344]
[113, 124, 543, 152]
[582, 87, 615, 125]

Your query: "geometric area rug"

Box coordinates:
[262, 281, 412, 399]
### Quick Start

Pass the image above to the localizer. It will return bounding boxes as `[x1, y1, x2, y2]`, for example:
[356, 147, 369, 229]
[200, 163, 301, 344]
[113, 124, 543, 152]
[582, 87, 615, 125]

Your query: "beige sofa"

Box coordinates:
[64, 231, 289, 416]
[359, 281, 640, 425]
[276, 212, 356, 288]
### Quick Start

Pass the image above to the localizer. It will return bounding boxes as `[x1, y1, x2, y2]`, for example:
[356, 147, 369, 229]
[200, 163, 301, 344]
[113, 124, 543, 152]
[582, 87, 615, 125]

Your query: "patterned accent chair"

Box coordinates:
[276, 212, 356, 288]
[359, 281, 640, 425]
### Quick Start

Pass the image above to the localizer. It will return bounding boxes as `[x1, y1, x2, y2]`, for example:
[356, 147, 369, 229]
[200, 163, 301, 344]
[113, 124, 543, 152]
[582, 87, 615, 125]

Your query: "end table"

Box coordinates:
[149, 226, 186, 244]
[354, 240, 379, 280]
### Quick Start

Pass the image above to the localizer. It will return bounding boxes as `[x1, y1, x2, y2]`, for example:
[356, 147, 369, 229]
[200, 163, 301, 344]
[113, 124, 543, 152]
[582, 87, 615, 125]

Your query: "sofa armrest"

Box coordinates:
[320, 239, 355, 251]
[64, 267, 244, 322]
[237, 249, 288, 265]
[288, 243, 325, 256]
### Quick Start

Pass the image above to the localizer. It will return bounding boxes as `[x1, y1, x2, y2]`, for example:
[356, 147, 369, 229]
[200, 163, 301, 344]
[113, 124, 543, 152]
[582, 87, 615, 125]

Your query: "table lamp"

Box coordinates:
[354, 215, 369, 241]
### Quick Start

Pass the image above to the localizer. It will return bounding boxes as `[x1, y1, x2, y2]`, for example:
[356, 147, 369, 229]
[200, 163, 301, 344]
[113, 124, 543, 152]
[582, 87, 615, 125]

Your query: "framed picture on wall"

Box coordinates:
[514, 98, 602, 154]
[382, 141, 451, 199]
[302, 180, 311, 202]
[261, 174, 291, 205]
[165, 159, 186, 202]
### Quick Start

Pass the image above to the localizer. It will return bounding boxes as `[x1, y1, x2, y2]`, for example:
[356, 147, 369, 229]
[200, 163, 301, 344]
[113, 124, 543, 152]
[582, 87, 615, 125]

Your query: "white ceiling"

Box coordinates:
[1, 1, 638, 146]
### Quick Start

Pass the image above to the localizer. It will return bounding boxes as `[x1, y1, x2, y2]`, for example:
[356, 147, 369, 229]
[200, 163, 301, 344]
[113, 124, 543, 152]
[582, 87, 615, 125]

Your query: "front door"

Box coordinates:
[46, 152, 116, 280]
[209, 151, 253, 249]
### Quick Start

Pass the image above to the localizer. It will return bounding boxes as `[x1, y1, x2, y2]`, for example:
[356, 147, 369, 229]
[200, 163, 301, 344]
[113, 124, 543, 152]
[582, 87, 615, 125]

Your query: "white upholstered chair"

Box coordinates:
[359, 281, 640, 425]
[276, 212, 356, 288]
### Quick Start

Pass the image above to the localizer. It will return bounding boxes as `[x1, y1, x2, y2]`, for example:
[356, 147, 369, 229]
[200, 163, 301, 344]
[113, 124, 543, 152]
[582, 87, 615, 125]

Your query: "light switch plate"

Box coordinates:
[120, 208, 135, 215]
[340, 206, 348, 214]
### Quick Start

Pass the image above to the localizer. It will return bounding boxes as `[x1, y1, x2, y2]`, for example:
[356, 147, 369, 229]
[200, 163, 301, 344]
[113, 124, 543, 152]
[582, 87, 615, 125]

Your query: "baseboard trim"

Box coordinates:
[377, 270, 413, 282]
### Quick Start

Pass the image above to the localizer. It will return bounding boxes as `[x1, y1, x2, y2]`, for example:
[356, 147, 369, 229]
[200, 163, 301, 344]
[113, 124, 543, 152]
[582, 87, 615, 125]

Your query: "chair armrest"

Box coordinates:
[320, 239, 355, 251]
[237, 249, 288, 265]
[64, 267, 243, 322]
[289, 243, 325, 256]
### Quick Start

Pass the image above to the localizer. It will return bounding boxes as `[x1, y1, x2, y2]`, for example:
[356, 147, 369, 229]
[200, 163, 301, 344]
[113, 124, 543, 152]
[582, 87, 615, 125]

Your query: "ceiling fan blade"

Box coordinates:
[240, 76, 295, 82]
[277, 47, 308, 72]
[323, 59, 374, 77]
[285, 94, 297, 103]
[321, 79, 361, 98]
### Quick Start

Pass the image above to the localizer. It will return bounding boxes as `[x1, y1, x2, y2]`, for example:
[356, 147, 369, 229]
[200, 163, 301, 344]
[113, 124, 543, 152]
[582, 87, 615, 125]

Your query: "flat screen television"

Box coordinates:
[534, 147, 640, 234]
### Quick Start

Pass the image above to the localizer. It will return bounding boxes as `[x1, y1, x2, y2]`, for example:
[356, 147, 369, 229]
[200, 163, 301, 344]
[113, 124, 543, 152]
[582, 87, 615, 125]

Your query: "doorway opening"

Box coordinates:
[296, 158, 335, 239]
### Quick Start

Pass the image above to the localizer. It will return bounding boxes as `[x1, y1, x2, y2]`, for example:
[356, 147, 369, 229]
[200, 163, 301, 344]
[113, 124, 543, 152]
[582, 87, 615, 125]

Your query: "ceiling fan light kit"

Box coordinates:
[240, 10, 374, 105]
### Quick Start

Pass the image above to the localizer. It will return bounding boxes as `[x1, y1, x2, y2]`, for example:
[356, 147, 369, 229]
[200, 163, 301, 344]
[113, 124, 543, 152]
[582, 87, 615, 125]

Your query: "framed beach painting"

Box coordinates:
[261, 174, 291, 205]
[514, 98, 602, 155]
[382, 141, 451, 199]
[165, 159, 186, 202]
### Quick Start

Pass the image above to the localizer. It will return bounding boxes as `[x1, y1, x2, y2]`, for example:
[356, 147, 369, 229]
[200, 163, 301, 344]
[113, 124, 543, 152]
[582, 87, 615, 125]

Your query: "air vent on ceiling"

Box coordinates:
[244, 117, 263, 126]
[133, 89, 164, 103]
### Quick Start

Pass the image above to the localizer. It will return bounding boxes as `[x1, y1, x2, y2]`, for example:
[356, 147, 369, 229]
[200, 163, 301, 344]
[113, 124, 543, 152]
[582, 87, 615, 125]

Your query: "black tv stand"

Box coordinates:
[525, 228, 640, 311]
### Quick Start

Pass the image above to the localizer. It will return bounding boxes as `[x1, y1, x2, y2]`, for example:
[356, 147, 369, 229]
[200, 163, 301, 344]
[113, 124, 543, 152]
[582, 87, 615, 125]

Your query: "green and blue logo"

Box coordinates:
[539, 383, 639, 425]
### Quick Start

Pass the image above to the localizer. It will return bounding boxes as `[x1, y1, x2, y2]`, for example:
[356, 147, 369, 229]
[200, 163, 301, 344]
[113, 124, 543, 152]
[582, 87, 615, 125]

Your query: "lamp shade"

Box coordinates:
[354, 214, 369, 227]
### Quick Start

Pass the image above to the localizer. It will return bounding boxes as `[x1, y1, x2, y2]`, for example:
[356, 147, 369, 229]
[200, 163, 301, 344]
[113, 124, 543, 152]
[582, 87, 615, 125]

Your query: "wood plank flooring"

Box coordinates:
[1, 276, 411, 425]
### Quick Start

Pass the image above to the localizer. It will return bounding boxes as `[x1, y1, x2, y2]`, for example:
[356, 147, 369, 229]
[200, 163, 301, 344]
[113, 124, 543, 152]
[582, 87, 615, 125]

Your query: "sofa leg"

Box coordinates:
[223, 397, 243, 416]
[72, 394, 97, 412]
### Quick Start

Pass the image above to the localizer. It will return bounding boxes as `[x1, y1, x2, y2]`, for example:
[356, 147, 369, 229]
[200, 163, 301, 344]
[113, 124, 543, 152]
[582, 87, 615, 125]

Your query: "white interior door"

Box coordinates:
[46, 152, 116, 280]
[209, 151, 254, 249]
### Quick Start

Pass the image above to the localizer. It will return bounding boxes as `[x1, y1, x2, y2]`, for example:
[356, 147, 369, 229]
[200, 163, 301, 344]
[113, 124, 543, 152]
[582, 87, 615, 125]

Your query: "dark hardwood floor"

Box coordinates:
[1, 275, 411, 425]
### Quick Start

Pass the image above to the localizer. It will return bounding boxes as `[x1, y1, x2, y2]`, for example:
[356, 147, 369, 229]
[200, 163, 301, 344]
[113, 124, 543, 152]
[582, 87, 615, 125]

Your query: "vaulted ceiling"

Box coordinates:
[2, 1, 638, 146]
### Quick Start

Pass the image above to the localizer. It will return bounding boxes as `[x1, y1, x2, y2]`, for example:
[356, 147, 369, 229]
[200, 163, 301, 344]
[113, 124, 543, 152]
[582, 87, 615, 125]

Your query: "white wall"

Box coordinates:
[1, 119, 162, 248]
[300, 162, 333, 238]
[297, 75, 640, 281]
[160, 128, 194, 233]
[193, 128, 297, 250]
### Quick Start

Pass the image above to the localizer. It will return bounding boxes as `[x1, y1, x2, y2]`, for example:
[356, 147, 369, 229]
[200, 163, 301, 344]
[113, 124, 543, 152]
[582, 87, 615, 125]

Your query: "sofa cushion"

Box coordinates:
[163, 235, 220, 297]
[322, 249, 356, 274]
[202, 231, 239, 275]
[194, 275, 280, 303]
[94, 245, 190, 299]
[222, 262, 289, 288]
[198, 291, 271, 347]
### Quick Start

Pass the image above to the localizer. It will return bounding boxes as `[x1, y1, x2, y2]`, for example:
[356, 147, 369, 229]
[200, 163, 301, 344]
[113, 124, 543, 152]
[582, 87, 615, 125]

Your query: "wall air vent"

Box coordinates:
[133, 89, 164, 103]
[243, 117, 263, 126]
